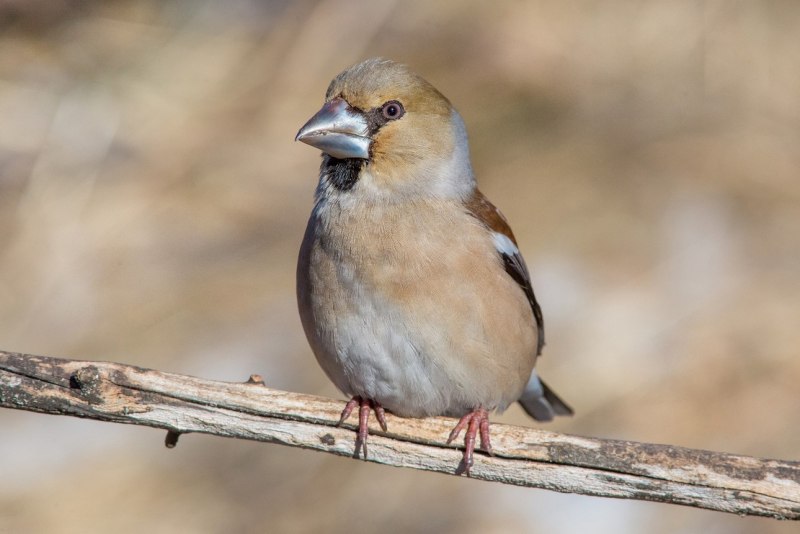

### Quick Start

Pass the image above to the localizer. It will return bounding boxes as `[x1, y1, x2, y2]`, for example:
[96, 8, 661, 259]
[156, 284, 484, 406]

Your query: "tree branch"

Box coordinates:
[1, 350, 798, 520]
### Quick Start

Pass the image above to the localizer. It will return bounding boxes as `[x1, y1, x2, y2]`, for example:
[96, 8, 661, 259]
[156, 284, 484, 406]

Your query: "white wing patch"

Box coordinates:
[491, 231, 519, 257]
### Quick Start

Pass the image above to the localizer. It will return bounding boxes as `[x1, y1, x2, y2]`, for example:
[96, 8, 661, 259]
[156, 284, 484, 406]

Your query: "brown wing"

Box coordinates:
[465, 189, 545, 356]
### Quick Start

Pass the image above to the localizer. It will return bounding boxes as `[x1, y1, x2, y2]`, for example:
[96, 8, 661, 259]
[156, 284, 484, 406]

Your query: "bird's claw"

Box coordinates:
[338, 396, 387, 459]
[446, 407, 492, 475]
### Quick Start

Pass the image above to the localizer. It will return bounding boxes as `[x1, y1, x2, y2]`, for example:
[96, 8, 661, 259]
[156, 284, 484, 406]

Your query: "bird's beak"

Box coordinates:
[295, 97, 370, 160]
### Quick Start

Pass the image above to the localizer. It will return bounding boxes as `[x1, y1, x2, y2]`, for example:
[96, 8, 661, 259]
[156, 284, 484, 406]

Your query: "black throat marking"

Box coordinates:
[322, 156, 364, 192]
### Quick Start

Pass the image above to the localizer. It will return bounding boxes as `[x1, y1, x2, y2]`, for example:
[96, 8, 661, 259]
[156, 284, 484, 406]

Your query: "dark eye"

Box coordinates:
[381, 100, 404, 120]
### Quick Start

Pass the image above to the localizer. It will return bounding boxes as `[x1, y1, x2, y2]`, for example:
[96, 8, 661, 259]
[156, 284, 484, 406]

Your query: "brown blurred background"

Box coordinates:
[1, 1, 798, 532]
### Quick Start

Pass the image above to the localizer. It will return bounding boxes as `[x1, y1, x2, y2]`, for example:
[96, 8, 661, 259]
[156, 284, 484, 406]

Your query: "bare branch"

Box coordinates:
[1, 350, 798, 520]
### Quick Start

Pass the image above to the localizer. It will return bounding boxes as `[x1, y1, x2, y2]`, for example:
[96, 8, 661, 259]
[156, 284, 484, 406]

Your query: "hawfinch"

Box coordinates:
[295, 58, 572, 474]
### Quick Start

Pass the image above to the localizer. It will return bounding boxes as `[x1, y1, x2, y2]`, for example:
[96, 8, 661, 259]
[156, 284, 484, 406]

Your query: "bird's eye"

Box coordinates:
[381, 100, 405, 120]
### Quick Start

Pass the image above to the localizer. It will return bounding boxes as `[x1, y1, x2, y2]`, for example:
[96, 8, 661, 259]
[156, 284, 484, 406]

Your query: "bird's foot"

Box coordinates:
[338, 396, 388, 460]
[446, 407, 493, 475]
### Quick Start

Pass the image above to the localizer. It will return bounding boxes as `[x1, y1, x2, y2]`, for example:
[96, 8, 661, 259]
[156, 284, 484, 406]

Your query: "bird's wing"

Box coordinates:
[465, 189, 545, 355]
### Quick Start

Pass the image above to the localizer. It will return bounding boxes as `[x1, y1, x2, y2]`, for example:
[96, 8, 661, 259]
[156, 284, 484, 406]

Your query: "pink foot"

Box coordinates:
[338, 396, 388, 459]
[446, 407, 493, 475]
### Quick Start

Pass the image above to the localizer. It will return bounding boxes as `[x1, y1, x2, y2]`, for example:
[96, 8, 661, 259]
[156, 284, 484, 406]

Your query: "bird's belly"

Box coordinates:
[336, 328, 449, 416]
[300, 258, 536, 418]
[310, 276, 458, 417]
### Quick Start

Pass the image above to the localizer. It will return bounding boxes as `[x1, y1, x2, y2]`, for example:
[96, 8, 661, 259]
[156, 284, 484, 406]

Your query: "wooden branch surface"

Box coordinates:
[1, 350, 798, 520]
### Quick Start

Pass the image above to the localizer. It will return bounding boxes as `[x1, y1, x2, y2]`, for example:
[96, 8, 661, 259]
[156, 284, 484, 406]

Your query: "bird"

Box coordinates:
[294, 58, 572, 474]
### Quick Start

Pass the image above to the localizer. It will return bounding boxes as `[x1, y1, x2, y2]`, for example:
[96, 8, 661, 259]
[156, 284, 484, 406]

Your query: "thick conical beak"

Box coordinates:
[295, 97, 370, 159]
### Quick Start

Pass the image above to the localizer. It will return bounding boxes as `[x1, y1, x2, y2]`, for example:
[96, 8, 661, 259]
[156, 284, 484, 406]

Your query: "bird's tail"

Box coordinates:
[518, 370, 574, 422]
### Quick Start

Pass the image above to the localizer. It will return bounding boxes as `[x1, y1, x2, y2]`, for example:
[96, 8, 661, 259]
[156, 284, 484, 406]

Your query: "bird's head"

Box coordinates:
[295, 58, 475, 200]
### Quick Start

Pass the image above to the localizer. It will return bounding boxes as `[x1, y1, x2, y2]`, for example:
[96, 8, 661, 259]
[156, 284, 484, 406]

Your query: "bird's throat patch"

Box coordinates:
[322, 156, 364, 192]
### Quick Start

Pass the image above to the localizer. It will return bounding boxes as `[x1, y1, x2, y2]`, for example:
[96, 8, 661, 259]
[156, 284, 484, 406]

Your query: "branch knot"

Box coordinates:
[70, 366, 104, 405]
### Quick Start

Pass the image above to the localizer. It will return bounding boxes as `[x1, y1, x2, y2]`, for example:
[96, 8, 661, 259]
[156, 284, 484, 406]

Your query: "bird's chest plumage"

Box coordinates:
[297, 195, 537, 418]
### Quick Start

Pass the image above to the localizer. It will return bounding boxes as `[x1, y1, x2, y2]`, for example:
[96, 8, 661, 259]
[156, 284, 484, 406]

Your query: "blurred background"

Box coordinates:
[1, 1, 798, 532]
